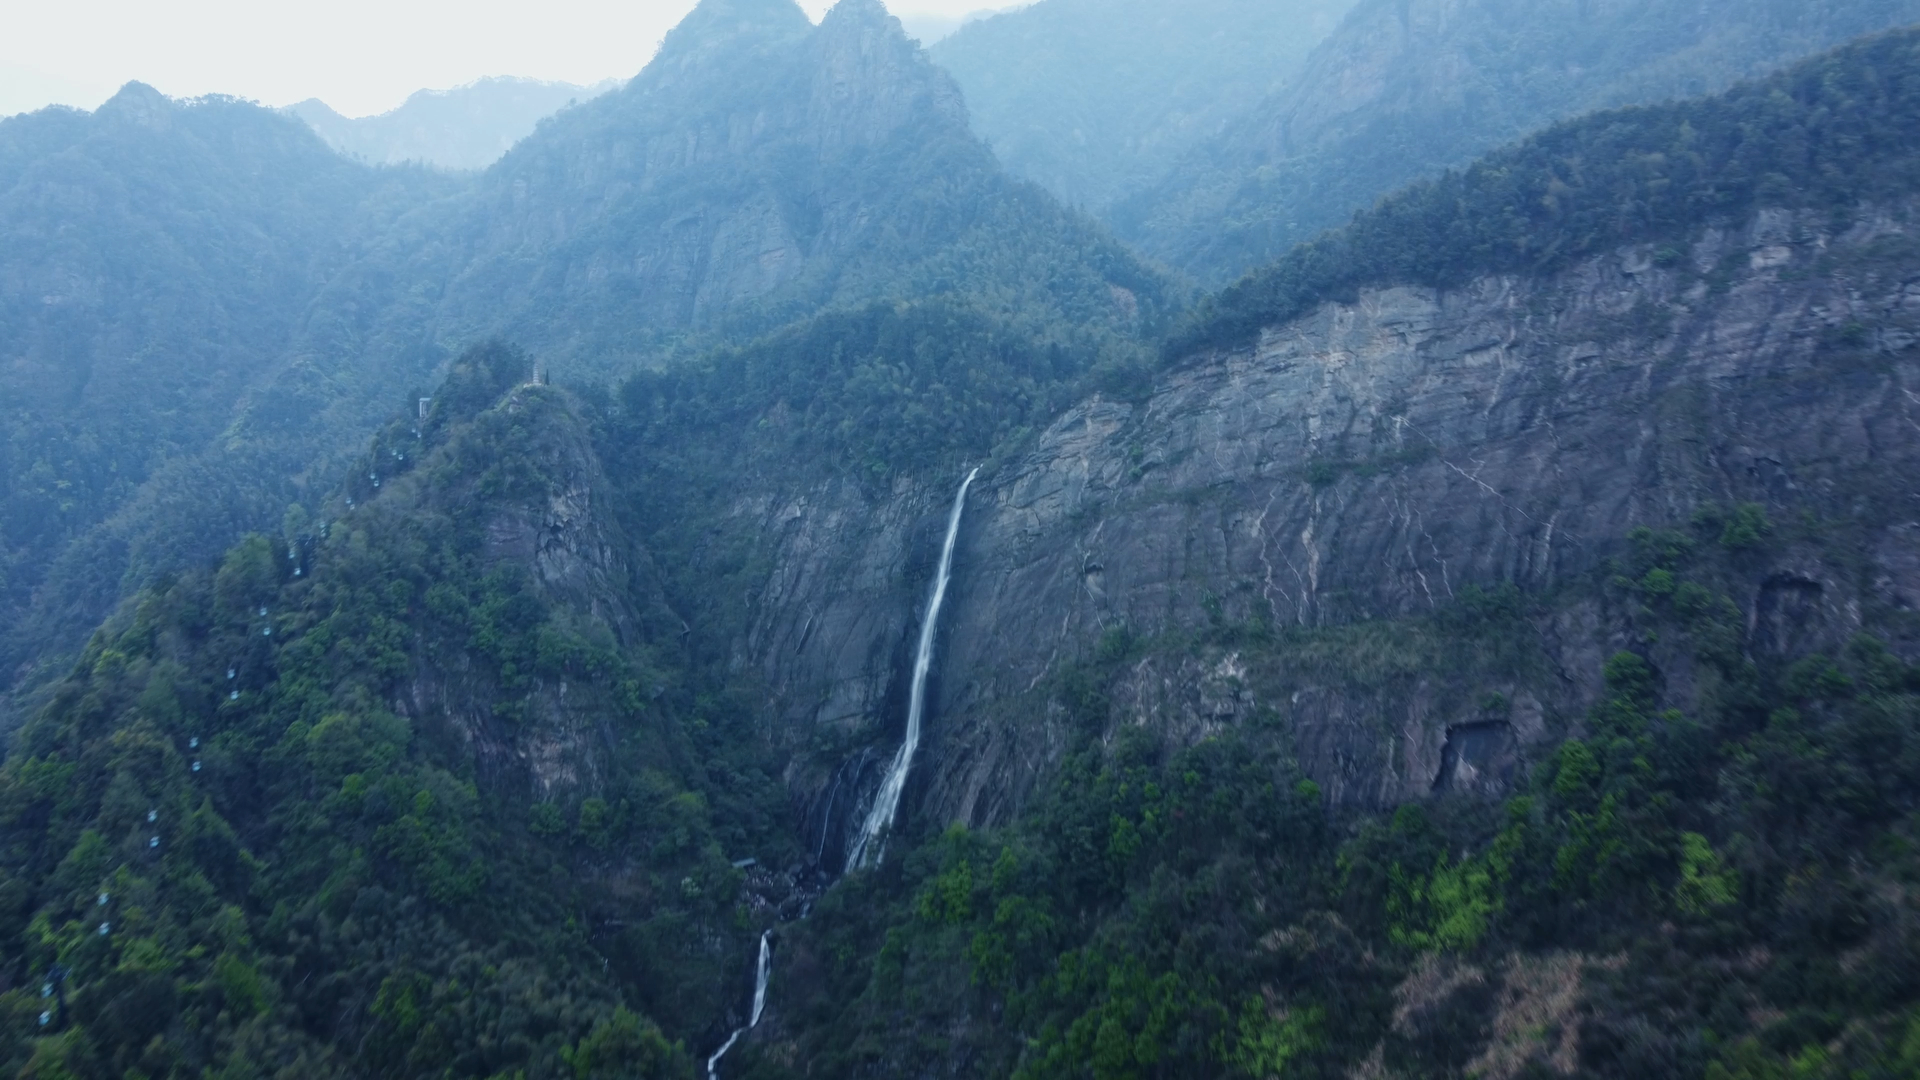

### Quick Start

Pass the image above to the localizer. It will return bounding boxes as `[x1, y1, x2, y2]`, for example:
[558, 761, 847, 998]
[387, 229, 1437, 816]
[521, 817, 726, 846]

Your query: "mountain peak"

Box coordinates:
[818, 0, 897, 29]
[674, 0, 811, 38]
[96, 81, 174, 130]
[814, 0, 922, 51]
[286, 98, 346, 123]
[639, 0, 813, 90]
[805, 0, 966, 142]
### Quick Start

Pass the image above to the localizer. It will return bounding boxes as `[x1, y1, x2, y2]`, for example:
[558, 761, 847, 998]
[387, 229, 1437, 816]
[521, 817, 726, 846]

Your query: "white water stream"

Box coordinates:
[846, 467, 980, 870]
[706, 932, 772, 1079]
[706, 469, 980, 1074]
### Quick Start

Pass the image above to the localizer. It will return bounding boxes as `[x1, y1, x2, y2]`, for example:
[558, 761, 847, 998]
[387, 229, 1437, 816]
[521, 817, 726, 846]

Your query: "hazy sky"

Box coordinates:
[0, 0, 997, 119]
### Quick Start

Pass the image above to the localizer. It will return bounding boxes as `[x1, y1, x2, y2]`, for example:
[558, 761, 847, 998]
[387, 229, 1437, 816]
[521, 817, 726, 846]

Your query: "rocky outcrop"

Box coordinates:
[483, 387, 650, 644]
[393, 386, 672, 800]
[743, 205, 1920, 844]
[804, 0, 968, 153]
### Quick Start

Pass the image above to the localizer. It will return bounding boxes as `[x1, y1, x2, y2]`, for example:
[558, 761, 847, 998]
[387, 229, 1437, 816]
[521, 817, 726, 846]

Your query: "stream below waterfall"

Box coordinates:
[706, 932, 771, 1079]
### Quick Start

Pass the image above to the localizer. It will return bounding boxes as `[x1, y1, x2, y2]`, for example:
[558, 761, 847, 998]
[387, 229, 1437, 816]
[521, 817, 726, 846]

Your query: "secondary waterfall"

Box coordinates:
[846, 467, 980, 871]
[706, 932, 773, 1079]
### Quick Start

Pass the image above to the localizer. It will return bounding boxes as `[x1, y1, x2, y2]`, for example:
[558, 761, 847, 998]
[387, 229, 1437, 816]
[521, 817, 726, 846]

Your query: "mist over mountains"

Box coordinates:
[1110, 0, 1920, 281]
[928, 0, 1355, 211]
[893, 5, 1015, 45]
[0, 82, 458, 702]
[0, 0, 1168, 705]
[8, 1, 1920, 1078]
[286, 77, 621, 171]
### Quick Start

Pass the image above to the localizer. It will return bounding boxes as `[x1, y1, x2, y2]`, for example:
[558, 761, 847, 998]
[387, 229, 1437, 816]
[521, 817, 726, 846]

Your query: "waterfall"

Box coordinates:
[846, 467, 980, 871]
[707, 469, 977, 1072]
[706, 932, 773, 1079]
[750, 931, 771, 1027]
[813, 748, 870, 867]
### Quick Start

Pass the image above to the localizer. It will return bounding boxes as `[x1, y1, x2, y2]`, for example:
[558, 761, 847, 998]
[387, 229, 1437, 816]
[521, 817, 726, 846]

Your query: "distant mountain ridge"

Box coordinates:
[894, 6, 1017, 45]
[1112, 0, 1920, 284]
[286, 76, 620, 171]
[419, 0, 1169, 366]
[929, 0, 1356, 211]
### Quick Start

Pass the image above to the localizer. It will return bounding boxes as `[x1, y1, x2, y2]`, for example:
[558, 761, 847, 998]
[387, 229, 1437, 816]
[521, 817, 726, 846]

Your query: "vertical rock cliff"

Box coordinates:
[740, 202, 1920, 845]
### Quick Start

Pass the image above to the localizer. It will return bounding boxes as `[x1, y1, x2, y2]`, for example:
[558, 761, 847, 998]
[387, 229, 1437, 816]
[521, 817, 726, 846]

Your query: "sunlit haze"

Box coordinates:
[0, 0, 996, 118]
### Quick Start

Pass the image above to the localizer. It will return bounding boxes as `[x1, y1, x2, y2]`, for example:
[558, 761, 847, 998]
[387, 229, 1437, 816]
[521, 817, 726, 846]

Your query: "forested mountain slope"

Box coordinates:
[0, 84, 453, 711]
[0, 346, 765, 1078]
[927, 0, 1355, 211]
[287, 77, 619, 171]
[0, 0, 1172, 727]
[424, 0, 1171, 370]
[16, 10, 1920, 1080]
[1112, 0, 1920, 284]
[625, 29, 1920, 1077]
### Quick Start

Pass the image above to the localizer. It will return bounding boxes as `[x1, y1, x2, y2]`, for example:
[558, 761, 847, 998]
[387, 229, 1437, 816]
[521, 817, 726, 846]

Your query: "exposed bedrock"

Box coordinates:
[740, 206, 1920, 842]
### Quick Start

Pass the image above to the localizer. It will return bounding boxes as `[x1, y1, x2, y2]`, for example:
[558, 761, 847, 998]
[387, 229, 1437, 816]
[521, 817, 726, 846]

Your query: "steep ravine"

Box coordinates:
[741, 205, 1920, 848]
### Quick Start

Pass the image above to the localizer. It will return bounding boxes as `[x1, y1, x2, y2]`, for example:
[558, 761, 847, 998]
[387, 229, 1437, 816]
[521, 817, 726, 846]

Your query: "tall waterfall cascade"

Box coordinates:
[708, 469, 977, 1073]
[706, 932, 773, 1079]
[846, 467, 981, 870]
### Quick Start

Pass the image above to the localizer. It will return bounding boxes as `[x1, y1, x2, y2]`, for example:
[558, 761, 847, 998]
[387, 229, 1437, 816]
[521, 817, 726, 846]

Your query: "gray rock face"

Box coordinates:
[483, 389, 649, 646]
[741, 205, 1920, 846]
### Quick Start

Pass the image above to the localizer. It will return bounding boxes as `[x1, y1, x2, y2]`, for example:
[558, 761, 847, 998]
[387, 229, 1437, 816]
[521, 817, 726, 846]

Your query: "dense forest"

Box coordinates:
[743, 586, 1920, 1078]
[1170, 23, 1920, 355]
[6, 1, 1920, 1078]
[0, 85, 457, 709]
[0, 346, 778, 1077]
